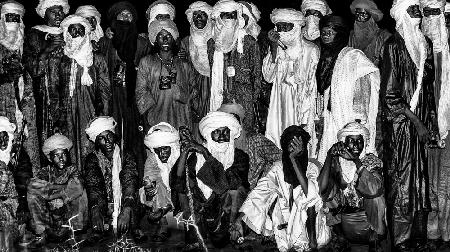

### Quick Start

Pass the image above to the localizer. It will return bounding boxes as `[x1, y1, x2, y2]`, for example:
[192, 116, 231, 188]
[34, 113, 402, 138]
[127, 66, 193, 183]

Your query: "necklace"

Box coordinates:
[157, 53, 174, 72]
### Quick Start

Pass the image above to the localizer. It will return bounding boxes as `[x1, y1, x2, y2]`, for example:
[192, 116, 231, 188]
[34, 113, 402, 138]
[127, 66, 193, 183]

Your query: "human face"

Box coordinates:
[211, 127, 230, 143]
[117, 9, 133, 23]
[407, 5, 422, 19]
[344, 135, 365, 157]
[220, 11, 237, 20]
[96, 130, 115, 155]
[320, 26, 337, 45]
[50, 148, 69, 170]
[155, 13, 171, 21]
[0, 132, 9, 151]
[275, 22, 294, 32]
[5, 13, 20, 23]
[86, 16, 97, 31]
[153, 146, 171, 163]
[305, 9, 323, 19]
[68, 23, 85, 38]
[355, 8, 371, 23]
[156, 29, 174, 52]
[193, 10, 208, 29]
[45, 5, 65, 27]
[422, 7, 441, 17]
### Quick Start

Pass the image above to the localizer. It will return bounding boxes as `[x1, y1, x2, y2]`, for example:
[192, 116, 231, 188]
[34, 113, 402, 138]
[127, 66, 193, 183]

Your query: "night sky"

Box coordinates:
[18, 0, 396, 38]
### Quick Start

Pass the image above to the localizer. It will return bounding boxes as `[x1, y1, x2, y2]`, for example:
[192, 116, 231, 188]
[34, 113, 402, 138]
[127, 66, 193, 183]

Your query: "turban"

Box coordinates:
[239, 1, 261, 21]
[420, 0, 446, 9]
[218, 102, 245, 122]
[199, 111, 241, 141]
[75, 5, 104, 42]
[211, 0, 243, 19]
[144, 122, 180, 149]
[60, 15, 92, 35]
[350, 0, 384, 22]
[337, 121, 370, 143]
[301, 0, 332, 16]
[319, 14, 350, 31]
[107, 1, 137, 24]
[1, 1, 24, 16]
[147, 19, 179, 44]
[270, 8, 305, 26]
[446, 2, 450, 13]
[186, 1, 213, 22]
[0, 116, 16, 134]
[42, 134, 73, 158]
[146, 0, 175, 22]
[85, 116, 117, 142]
[36, 0, 69, 19]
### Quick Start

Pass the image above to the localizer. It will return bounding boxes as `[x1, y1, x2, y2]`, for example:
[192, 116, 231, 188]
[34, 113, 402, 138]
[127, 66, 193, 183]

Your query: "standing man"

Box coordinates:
[75, 5, 104, 52]
[382, 0, 437, 249]
[146, 0, 175, 23]
[301, 0, 332, 43]
[239, 1, 261, 40]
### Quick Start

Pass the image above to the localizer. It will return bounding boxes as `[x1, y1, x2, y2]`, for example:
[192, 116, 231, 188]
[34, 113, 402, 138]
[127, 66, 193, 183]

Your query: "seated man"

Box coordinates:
[237, 125, 325, 252]
[83, 116, 142, 241]
[171, 111, 250, 250]
[141, 122, 180, 242]
[318, 121, 386, 251]
[27, 134, 86, 247]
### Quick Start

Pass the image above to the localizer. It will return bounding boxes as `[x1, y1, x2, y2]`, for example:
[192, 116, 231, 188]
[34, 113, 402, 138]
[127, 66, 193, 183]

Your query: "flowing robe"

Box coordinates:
[0, 161, 19, 250]
[58, 54, 111, 170]
[262, 39, 319, 154]
[380, 32, 437, 245]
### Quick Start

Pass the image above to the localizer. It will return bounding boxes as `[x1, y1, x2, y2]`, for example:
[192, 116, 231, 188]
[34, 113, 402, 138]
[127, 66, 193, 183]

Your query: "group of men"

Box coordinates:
[0, 0, 450, 251]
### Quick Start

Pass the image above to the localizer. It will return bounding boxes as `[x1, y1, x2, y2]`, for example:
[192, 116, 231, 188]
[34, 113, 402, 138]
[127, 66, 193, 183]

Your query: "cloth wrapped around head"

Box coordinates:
[301, 0, 332, 16]
[239, 1, 261, 39]
[144, 122, 180, 149]
[218, 102, 245, 123]
[75, 5, 104, 42]
[85, 116, 117, 142]
[186, 1, 213, 23]
[107, 1, 137, 24]
[0, 116, 16, 135]
[446, 2, 450, 13]
[0, 1, 25, 53]
[42, 134, 73, 159]
[270, 8, 305, 50]
[199, 111, 242, 141]
[350, 0, 383, 22]
[1, 1, 24, 16]
[147, 19, 179, 45]
[301, 0, 331, 41]
[36, 0, 69, 19]
[337, 121, 370, 143]
[146, 0, 175, 22]
[211, 0, 246, 53]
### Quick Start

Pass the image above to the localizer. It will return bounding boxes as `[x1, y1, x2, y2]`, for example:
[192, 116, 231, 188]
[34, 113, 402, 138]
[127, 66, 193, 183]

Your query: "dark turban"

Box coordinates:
[107, 1, 138, 24]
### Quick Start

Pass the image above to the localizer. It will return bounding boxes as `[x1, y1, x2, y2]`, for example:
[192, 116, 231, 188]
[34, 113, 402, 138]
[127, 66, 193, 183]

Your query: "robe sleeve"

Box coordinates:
[61, 166, 84, 204]
[23, 30, 47, 78]
[172, 62, 190, 104]
[249, 39, 262, 97]
[262, 52, 278, 84]
[197, 155, 230, 194]
[355, 154, 384, 198]
[95, 55, 111, 116]
[120, 152, 139, 208]
[83, 153, 108, 214]
[136, 57, 157, 115]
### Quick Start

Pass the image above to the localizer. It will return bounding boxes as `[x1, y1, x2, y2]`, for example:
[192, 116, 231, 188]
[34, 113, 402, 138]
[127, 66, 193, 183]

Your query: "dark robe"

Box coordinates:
[380, 32, 437, 245]
[9, 149, 33, 221]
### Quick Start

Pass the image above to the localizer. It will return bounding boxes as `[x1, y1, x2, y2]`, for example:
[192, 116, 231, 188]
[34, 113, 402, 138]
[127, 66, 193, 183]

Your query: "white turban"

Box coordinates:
[146, 0, 175, 22]
[85, 116, 117, 142]
[1, 1, 24, 16]
[270, 9, 305, 56]
[185, 1, 213, 77]
[0, 1, 25, 53]
[147, 19, 179, 45]
[337, 121, 370, 143]
[42, 134, 73, 159]
[0, 116, 16, 134]
[391, 0, 428, 112]
[271, 8, 306, 25]
[239, 1, 261, 39]
[36, 0, 69, 19]
[144, 122, 180, 149]
[350, 0, 384, 22]
[75, 5, 104, 42]
[199, 111, 241, 141]
[61, 15, 94, 94]
[301, 0, 332, 16]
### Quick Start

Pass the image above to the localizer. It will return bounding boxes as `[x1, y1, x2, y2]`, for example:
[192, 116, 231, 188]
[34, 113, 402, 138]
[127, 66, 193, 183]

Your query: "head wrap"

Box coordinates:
[301, 0, 331, 41]
[186, 1, 213, 77]
[301, 0, 332, 16]
[270, 8, 305, 54]
[280, 125, 310, 186]
[0, 116, 15, 164]
[446, 2, 450, 13]
[391, 0, 427, 112]
[239, 1, 261, 39]
[0, 1, 24, 53]
[36, 0, 69, 19]
[61, 15, 94, 93]
[107, 1, 137, 24]
[420, 0, 447, 52]
[350, 0, 384, 22]
[147, 19, 179, 45]
[75, 5, 104, 42]
[218, 102, 245, 122]
[85, 116, 117, 142]
[0, 116, 15, 134]
[42, 134, 73, 159]
[146, 0, 175, 22]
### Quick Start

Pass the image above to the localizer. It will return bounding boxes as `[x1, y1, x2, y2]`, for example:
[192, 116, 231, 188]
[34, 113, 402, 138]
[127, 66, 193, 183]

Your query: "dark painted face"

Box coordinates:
[156, 13, 171, 21]
[407, 5, 423, 19]
[153, 146, 171, 163]
[193, 10, 208, 29]
[86, 16, 97, 31]
[275, 22, 294, 32]
[5, 13, 20, 23]
[117, 9, 133, 23]
[96, 130, 116, 156]
[211, 127, 230, 143]
[355, 8, 371, 23]
[320, 26, 337, 44]
[68, 23, 85, 38]
[156, 29, 174, 52]
[344, 135, 365, 157]
[45, 5, 65, 27]
[422, 7, 441, 17]
[0, 132, 9, 151]
[305, 9, 323, 18]
[220, 11, 237, 20]
[50, 148, 70, 170]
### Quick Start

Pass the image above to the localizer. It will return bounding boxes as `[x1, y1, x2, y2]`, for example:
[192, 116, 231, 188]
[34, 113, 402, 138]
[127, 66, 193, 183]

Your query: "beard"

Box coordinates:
[64, 35, 87, 56]
[214, 19, 239, 52]
[111, 20, 138, 63]
[206, 140, 235, 170]
[303, 16, 321, 41]
[422, 15, 446, 53]
[0, 21, 24, 52]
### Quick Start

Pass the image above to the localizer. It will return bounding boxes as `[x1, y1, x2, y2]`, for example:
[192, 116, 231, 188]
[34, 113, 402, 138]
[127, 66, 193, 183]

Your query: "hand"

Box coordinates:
[45, 34, 65, 53]
[178, 50, 188, 61]
[105, 27, 114, 39]
[144, 185, 157, 200]
[330, 142, 357, 160]
[416, 122, 432, 143]
[229, 221, 243, 242]
[289, 136, 304, 158]
[91, 208, 105, 233]
[117, 207, 131, 234]
[267, 29, 280, 44]
[187, 142, 208, 156]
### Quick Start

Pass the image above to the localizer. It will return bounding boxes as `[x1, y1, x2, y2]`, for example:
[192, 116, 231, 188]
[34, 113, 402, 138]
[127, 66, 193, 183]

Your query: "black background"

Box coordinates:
[18, 0, 395, 39]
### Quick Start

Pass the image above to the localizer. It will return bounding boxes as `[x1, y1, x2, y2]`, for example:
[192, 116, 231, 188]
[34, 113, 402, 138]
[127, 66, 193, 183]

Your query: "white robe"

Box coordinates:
[263, 39, 319, 156]
[317, 47, 380, 163]
[240, 160, 328, 252]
